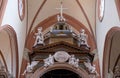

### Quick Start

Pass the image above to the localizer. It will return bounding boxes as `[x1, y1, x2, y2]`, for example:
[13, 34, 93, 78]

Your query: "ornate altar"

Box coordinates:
[26, 2, 96, 78]
[26, 19, 96, 78]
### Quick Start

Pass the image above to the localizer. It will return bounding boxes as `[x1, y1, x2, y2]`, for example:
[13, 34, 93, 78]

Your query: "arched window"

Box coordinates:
[18, 0, 25, 21]
[98, 0, 105, 22]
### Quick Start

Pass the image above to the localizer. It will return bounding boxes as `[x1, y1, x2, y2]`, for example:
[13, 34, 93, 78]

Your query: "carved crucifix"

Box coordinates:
[56, 2, 67, 22]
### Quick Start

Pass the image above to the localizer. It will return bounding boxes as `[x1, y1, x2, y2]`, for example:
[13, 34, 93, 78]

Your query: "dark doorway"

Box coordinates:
[40, 69, 81, 78]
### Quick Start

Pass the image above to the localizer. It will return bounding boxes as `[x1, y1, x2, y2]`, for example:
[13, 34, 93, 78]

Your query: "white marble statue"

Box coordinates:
[33, 27, 44, 46]
[22, 61, 39, 75]
[57, 14, 66, 22]
[50, 26, 53, 32]
[68, 55, 79, 68]
[74, 59, 79, 68]
[56, 2, 67, 22]
[44, 54, 54, 68]
[84, 61, 97, 74]
[68, 55, 76, 65]
[78, 29, 89, 47]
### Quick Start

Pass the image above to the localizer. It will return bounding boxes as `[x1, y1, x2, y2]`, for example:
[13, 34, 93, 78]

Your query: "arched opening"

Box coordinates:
[30, 63, 89, 78]
[103, 27, 120, 78]
[0, 25, 19, 78]
[40, 69, 81, 78]
[0, 0, 8, 25]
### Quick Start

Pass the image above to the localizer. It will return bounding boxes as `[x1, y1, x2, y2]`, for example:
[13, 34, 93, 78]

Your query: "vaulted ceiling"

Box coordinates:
[25, 0, 97, 51]
[27, 0, 96, 35]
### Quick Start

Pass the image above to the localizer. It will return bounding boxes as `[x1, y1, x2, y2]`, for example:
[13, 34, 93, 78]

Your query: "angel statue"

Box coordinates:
[78, 29, 89, 47]
[68, 55, 76, 65]
[33, 27, 44, 47]
[74, 59, 79, 68]
[84, 61, 99, 76]
[68, 55, 79, 68]
[21, 61, 39, 75]
[57, 14, 66, 22]
[44, 54, 54, 68]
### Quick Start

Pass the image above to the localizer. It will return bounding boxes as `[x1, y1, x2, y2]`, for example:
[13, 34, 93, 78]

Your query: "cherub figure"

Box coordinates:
[84, 61, 99, 76]
[57, 14, 66, 22]
[33, 27, 44, 47]
[74, 59, 79, 68]
[78, 29, 89, 47]
[22, 61, 39, 75]
[68, 55, 76, 65]
[68, 55, 79, 68]
[84, 61, 96, 73]
[44, 54, 54, 68]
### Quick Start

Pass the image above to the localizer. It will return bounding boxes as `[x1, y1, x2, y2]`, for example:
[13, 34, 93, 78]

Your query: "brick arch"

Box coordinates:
[103, 27, 120, 78]
[30, 63, 90, 78]
[0, 0, 8, 25]
[35, 14, 89, 31]
[0, 25, 19, 78]
[26, 14, 96, 51]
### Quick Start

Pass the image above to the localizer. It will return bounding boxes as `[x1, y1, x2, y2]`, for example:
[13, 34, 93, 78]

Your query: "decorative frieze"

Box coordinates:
[43, 51, 79, 69]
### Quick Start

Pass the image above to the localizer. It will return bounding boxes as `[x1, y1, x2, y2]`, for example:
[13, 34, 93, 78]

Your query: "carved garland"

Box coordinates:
[43, 51, 79, 69]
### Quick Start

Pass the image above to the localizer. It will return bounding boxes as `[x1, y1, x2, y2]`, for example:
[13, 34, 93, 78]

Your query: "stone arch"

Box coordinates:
[0, 0, 8, 25]
[31, 63, 90, 78]
[26, 14, 96, 51]
[0, 25, 19, 78]
[103, 27, 120, 78]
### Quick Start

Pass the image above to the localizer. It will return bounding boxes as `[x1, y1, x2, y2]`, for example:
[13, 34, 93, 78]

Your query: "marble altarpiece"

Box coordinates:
[23, 2, 98, 78]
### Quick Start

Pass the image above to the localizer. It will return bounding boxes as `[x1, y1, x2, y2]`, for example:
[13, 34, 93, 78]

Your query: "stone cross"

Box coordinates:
[56, 2, 67, 21]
